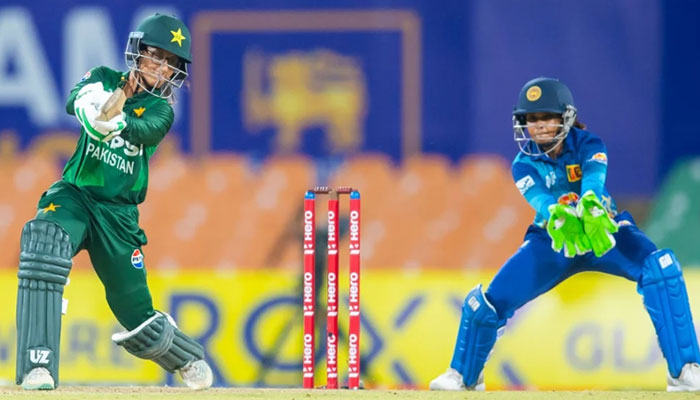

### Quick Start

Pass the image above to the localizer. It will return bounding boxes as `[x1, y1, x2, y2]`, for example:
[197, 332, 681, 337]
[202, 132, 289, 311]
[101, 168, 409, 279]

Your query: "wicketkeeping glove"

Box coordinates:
[547, 203, 592, 258]
[576, 190, 619, 257]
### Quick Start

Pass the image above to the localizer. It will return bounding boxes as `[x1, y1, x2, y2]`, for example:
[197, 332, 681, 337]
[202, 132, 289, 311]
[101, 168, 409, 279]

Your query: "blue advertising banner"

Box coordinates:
[0, 0, 697, 195]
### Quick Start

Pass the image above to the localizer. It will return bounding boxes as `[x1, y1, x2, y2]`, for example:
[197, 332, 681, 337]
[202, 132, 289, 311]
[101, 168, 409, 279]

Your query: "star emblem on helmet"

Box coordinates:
[170, 28, 186, 47]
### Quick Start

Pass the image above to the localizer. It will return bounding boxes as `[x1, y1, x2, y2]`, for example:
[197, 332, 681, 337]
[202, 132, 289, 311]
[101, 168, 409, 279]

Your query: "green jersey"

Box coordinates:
[63, 66, 174, 204]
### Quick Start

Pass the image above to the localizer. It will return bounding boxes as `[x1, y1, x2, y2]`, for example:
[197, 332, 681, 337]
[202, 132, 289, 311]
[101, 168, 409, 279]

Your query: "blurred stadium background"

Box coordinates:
[1, 0, 700, 391]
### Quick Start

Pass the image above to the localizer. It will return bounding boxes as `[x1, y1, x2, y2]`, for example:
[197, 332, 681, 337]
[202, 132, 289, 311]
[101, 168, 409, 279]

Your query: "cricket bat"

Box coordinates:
[96, 87, 126, 121]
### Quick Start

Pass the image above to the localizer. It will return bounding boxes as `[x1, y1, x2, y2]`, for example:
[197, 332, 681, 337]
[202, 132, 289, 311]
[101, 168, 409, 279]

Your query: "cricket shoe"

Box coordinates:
[429, 368, 484, 391]
[180, 359, 213, 390]
[21, 367, 54, 390]
[668, 362, 700, 391]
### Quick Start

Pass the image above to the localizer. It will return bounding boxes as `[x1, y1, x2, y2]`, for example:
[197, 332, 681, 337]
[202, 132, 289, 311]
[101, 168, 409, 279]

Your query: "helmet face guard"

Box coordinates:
[513, 105, 577, 156]
[125, 32, 188, 100]
[512, 77, 577, 156]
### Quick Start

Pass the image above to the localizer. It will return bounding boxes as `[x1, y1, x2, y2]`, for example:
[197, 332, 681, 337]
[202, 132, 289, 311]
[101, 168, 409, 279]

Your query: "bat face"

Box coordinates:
[96, 88, 126, 121]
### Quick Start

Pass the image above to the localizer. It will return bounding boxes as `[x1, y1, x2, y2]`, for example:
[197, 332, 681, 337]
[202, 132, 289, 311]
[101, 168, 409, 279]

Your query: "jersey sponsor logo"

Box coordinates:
[618, 219, 632, 227]
[131, 249, 144, 269]
[526, 85, 542, 101]
[85, 136, 143, 175]
[557, 192, 580, 206]
[566, 164, 582, 182]
[515, 175, 535, 195]
[589, 152, 608, 165]
[86, 142, 135, 174]
[109, 136, 143, 157]
[80, 70, 91, 81]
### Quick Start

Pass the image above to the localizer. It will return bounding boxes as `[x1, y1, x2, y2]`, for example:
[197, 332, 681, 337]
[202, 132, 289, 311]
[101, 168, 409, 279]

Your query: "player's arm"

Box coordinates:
[513, 162, 591, 257]
[580, 135, 608, 198]
[576, 135, 618, 257]
[512, 162, 557, 220]
[66, 67, 127, 142]
[120, 103, 174, 146]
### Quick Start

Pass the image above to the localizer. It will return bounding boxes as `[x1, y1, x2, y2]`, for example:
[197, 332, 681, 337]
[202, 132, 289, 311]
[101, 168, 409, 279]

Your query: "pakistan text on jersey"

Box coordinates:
[86, 142, 136, 175]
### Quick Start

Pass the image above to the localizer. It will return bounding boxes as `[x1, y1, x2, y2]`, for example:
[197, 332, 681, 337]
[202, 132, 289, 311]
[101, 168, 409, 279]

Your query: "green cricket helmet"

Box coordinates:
[125, 13, 191, 99]
[512, 77, 577, 156]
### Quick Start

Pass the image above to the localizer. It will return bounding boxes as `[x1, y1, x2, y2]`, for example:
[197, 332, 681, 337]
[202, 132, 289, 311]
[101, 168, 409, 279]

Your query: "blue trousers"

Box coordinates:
[485, 211, 656, 321]
[450, 211, 700, 384]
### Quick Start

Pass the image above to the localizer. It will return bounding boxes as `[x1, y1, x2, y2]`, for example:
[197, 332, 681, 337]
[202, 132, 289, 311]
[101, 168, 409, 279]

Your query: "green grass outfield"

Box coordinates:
[1, 387, 699, 400]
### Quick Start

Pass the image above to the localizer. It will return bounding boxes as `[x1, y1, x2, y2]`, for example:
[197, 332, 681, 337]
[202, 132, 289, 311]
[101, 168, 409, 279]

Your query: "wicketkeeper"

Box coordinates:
[15, 13, 213, 390]
[431, 77, 700, 392]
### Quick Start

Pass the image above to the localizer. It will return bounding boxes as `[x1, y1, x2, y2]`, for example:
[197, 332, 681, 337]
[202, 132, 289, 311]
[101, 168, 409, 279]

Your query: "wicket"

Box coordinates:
[303, 186, 361, 389]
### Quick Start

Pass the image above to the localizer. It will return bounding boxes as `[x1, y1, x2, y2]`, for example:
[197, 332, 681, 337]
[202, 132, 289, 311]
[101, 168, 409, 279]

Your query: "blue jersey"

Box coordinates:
[511, 127, 617, 227]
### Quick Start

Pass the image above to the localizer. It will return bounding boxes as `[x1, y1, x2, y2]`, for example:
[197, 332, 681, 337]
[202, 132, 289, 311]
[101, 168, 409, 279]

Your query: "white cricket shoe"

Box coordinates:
[668, 363, 700, 391]
[429, 368, 485, 391]
[21, 367, 54, 390]
[179, 359, 213, 390]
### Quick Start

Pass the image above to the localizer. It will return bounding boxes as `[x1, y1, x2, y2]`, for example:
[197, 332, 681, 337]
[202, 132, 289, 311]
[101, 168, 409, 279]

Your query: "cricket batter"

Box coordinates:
[431, 77, 700, 391]
[15, 13, 213, 390]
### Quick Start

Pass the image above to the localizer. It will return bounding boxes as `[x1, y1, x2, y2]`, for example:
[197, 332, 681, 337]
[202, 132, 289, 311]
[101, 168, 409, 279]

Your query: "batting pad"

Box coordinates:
[450, 284, 500, 387]
[16, 220, 72, 387]
[112, 311, 205, 373]
[640, 249, 700, 378]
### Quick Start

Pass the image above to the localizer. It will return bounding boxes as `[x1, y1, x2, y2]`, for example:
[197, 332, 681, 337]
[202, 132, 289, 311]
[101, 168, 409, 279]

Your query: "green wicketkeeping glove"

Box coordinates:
[576, 190, 619, 257]
[546, 204, 592, 258]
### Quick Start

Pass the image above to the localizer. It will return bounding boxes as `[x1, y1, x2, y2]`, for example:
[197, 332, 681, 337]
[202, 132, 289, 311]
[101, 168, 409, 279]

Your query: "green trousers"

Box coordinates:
[35, 180, 155, 330]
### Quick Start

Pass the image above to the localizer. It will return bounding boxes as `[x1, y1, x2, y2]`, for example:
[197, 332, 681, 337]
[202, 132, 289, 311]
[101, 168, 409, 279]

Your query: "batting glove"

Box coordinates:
[73, 82, 110, 112]
[75, 87, 125, 142]
[92, 113, 127, 143]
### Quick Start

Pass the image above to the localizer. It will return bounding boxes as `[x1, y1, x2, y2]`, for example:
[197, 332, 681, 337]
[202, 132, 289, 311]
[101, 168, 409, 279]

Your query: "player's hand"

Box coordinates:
[77, 108, 127, 143]
[92, 113, 127, 142]
[547, 203, 592, 258]
[576, 190, 619, 257]
[74, 84, 111, 127]
[75, 88, 122, 142]
[73, 82, 110, 111]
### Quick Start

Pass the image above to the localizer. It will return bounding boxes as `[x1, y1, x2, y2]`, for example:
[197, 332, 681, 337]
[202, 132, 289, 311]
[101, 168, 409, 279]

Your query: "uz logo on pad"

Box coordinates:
[29, 349, 50, 364]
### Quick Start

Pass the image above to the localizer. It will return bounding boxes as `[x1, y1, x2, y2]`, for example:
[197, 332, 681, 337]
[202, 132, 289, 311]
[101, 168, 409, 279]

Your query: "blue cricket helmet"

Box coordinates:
[513, 77, 575, 115]
[512, 77, 578, 156]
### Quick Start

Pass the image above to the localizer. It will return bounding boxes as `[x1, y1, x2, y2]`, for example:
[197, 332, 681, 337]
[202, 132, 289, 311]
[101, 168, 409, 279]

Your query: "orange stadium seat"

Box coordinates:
[419, 155, 533, 269]
[324, 154, 454, 270]
[213, 155, 314, 269]
[140, 154, 252, 270]
[0, 156, 62, 269]
[194, 153, 255, 262]
[0, 152, 536, 274]
[327, 153, 399, 269]
[299, 153, 531, 271]
[367, 154, 454, 270]
[138, 156, 199, 269]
